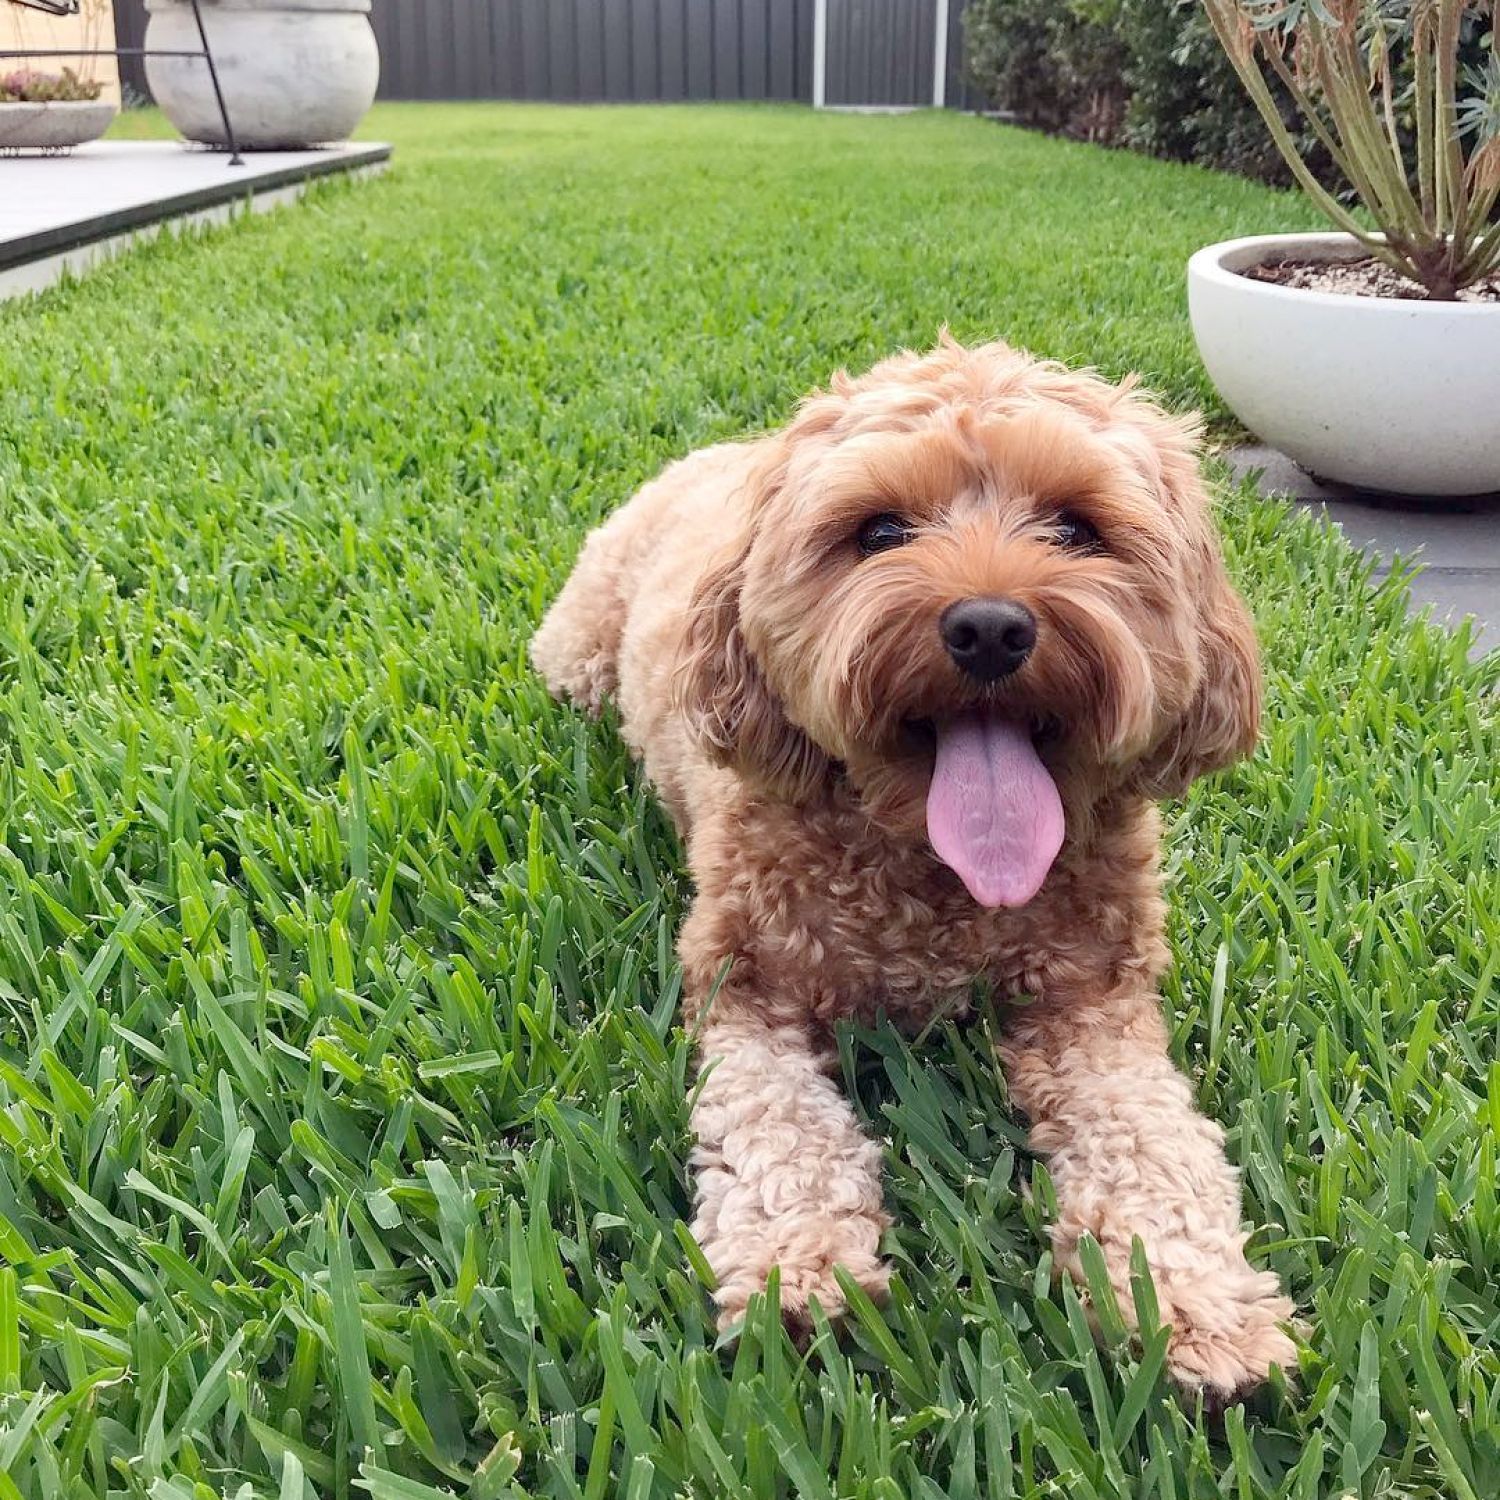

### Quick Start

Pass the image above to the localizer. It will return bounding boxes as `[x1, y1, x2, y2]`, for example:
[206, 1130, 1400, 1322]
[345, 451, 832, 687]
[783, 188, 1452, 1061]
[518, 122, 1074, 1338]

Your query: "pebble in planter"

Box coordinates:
[144, 0, 379, 150]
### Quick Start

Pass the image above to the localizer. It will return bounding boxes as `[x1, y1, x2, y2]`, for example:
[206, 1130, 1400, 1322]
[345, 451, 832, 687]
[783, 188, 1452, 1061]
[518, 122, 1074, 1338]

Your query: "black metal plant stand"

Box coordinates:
[1, 0, 243, 166]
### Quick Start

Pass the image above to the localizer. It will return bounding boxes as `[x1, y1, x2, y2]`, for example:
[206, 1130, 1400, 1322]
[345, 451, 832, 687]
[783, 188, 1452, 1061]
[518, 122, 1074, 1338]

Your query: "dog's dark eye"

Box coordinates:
[856, 513, 915, 557]
[1052, 508, 1102, 552]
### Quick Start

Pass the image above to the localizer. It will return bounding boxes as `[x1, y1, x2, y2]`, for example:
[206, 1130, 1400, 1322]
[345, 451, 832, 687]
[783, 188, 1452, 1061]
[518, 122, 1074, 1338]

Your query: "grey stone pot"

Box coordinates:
[144, 0, 379, 150]
[0, 100, 117, 152]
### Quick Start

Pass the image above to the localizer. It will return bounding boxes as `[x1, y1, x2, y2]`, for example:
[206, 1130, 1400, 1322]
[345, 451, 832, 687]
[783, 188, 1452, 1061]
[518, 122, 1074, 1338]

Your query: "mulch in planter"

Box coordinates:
[1241, 254, 1500, 303]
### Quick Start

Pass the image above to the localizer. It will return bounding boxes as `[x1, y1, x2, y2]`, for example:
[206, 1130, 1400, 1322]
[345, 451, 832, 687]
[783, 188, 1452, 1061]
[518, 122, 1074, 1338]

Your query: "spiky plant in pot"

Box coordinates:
[1188, 1, 1500, 494]
[1203, 0, 1500, 299]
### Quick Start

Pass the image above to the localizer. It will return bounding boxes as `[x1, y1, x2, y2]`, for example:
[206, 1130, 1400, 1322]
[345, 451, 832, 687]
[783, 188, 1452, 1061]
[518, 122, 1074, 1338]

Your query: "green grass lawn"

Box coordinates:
[1, 103, 1495, 1499]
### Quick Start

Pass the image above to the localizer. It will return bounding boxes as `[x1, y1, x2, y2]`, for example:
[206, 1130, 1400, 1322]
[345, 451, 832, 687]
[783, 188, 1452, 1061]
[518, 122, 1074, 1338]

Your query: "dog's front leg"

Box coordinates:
[688, 1012, 890, 1328]
[999, 985, 1295, 1401]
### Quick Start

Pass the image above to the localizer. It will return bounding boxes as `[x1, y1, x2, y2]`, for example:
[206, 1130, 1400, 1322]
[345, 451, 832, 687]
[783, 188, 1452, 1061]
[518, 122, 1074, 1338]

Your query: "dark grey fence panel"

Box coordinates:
[393, 0, 422, 96]
[602, 1, 629, 98]
[657, 0, 687, 99]
[629, 0, 659, 99]
[462, 0, 491, 96]
[740, 0, 767, 99]
[549, 2, 577, 98]
[514, 0, 541, 96]
[494, 2, 523, 95]
[423, 0, 454, 98]
[359, 0, 814, 102]
[574, 0, 604, 102]
[683, 1, 713, 96]
[768, 0, 795, 99]
[712, 2, 737, 96]
[826, 0, 933, 107]
[794, 0, 813, 100]
[113, 0, 976, 109]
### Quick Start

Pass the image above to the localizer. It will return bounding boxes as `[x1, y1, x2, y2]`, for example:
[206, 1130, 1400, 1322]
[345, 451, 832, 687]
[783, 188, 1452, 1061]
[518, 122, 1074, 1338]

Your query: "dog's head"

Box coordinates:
[676, 338, 1260, 905]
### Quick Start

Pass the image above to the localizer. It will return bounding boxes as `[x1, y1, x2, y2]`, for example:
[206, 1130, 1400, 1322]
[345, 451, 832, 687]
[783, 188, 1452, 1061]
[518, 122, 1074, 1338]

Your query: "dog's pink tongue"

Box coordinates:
[926, 713, 1065, 908]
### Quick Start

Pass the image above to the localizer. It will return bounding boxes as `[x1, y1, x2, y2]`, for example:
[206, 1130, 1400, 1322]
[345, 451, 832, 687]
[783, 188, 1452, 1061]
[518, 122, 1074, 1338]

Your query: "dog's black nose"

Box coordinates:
[940, 597, 1037, 681]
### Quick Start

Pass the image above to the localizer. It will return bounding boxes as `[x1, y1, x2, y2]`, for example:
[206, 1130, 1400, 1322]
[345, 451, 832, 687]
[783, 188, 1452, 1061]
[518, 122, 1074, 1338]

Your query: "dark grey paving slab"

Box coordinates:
[1227, 444, 1498, 660]
[1397, 569, 1496, 653]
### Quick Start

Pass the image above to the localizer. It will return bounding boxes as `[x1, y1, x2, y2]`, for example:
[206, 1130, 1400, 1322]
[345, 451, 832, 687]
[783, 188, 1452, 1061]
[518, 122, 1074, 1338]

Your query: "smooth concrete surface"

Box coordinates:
[0, 138, 390, 298]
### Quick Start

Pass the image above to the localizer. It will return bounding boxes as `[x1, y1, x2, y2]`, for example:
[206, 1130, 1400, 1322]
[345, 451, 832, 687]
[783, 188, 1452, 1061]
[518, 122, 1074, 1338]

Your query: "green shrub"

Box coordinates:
[962, 0, 1325, 185]
[963, 0, 1129, 143]
[1116, 0, 1300, 183]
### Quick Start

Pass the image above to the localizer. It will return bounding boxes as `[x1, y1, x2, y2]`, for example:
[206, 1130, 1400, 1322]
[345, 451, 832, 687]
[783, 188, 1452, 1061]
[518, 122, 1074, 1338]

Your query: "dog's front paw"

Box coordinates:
[1164, 1274, 1297, 1404]
[702, 1212, 890, 1331]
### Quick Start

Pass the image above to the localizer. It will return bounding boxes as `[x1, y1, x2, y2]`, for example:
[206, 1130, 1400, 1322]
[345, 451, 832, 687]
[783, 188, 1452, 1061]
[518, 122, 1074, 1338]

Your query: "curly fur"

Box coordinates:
[531, 337, 1294, 1400]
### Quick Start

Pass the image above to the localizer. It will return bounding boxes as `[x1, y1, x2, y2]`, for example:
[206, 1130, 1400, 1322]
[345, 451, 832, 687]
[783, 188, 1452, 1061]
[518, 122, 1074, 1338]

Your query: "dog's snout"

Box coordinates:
[940, 597, 1036, 681]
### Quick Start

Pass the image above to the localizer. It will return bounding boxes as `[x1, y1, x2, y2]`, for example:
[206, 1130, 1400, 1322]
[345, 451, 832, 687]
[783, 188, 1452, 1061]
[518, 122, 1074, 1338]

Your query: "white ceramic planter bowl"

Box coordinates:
[0, 100, 117, 151]
[144, 0, 378, 150]
[1188, 232, 1500, 496]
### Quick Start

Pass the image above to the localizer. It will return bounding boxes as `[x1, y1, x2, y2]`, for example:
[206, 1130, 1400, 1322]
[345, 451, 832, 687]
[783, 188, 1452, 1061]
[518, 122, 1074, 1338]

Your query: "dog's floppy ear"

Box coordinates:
[1129, 426, 1262, 799]
[674, 447, 831, 804]
[1139, 549, 1261, 798]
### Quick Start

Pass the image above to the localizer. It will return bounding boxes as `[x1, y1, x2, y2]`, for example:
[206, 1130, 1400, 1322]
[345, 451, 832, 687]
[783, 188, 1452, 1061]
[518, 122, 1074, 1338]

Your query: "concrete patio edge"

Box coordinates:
[0, 141, 391, 271]
[0, 140, 392, 302]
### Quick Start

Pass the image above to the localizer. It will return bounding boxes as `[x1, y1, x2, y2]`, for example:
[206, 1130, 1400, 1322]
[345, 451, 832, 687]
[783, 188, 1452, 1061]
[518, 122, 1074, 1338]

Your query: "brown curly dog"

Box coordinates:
[531, 337, 1295, 1401]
